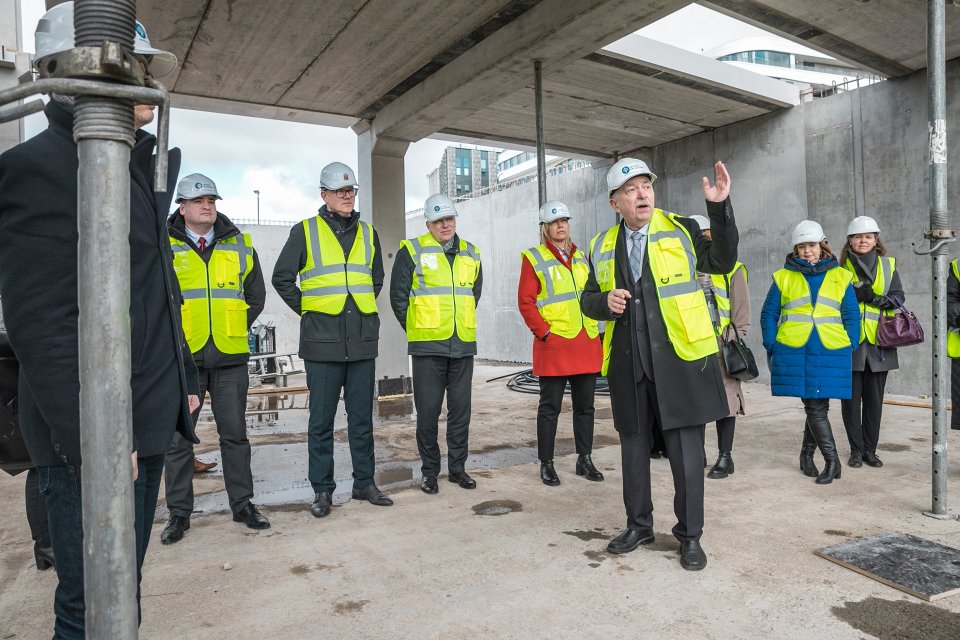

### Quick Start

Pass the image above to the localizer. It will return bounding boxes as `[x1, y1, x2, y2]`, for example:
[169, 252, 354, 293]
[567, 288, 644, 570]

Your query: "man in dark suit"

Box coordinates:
[580, 158, 737, 571]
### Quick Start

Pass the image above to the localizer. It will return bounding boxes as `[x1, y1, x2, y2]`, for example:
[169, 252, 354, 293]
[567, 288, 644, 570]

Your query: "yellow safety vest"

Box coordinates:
[843, 256, 895, 345]
[299, 216, 377, 315]
[772, 267, 854, 349]
[400, 233, 481, 343]
[171, 233, 253, 354]
[589, 210, 717, 376]
[710, 262, 747, 333]
[521, 244, 599, 340]
[949, 260, 960, 358]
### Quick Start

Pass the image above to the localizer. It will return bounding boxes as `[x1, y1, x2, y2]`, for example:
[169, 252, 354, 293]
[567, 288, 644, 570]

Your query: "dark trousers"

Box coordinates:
[715, 416, 736, 452]
[165, 364, 254, 516]
[38, 454, 164, 639]
[412, 355, 473, 477]
[25, 467, 51, 548]
[841, 367, 888, 454]
[618, 377, 705, 542]
[536, 373, 597, 461]
[305, 358, 376, 494]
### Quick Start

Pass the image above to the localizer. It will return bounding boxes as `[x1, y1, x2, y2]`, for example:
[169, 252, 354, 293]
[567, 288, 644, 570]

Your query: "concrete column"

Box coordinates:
[357, 125, 411, 397]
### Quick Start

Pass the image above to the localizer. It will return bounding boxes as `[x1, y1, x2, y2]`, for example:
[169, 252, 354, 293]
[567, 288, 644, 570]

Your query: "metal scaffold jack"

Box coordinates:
[0, 0, 172, 635]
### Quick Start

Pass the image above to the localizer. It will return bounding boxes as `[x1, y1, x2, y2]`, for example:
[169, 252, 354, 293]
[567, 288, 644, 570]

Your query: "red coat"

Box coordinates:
[517, 241, 602, 377]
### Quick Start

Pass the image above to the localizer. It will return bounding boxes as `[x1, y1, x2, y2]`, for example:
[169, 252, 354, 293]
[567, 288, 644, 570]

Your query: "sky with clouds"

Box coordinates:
[17, 1, 771, 222]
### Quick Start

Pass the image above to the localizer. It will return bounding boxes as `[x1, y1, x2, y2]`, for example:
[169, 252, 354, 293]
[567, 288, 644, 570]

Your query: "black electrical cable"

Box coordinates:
[490, 368, 609, 396]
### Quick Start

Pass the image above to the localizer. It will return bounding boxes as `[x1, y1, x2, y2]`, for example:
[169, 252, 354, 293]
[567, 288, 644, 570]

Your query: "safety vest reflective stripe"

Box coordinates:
[170, 233, 253, 355]
[521, 244, 598, 340]
[772, 268, 853, 349]
[402, 233, 480, 343]
[710, 263, 746, 331]
[589, 209, 717, 375]
[299, 216, 377, 315]
[843, 256, 895, 345]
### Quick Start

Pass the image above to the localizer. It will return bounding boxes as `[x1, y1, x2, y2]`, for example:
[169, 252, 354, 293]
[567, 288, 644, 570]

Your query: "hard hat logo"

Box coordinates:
[135, 23, 147, 39]
[434, 206, 441, 212]
[194, 182, 202, 189]
[552, 208, 557, 214]
[342, 173, 349, 181]
[622, 166, 630, 174]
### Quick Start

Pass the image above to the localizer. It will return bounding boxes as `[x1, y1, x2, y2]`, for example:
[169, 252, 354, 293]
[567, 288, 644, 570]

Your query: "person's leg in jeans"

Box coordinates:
[38, 465, 85, 640]
[25, 467, 54, 569]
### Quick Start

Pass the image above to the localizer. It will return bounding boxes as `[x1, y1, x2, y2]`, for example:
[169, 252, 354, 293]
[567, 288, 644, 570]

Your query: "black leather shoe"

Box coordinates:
[540, 461, 560, 486]
[160, 515, 190, 544]
[448, 470, 477, 489]
[352, 484, 394, 506]
[848, 450, 863, 468]
[310, 492, 332, 518]
[606, 527, 655, 555]
[233, 502, 271, 529]
[34, 543, 55, 571]
[575, 454, 604, 481]
[707, 452, 734, 479]
[680, 540, 707, 571]
[863, 451, 883, 467]
[421, 476, 439, 494]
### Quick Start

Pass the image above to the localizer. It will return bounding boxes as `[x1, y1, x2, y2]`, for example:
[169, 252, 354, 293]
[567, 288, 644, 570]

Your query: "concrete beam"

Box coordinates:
[363, 0, 688, 142]
[357, 130, 410, 394]
[171, 93, 358, 128]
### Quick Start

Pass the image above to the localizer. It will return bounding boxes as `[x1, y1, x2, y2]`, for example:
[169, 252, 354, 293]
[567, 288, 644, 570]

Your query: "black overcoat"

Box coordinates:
[0, 101, 199, 470]
[580, 199, 738, 432]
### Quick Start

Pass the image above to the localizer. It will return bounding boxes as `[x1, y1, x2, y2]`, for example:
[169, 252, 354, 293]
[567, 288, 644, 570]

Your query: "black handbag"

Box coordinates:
[721, 323, 760, 381]
[0, 331, 32, 476]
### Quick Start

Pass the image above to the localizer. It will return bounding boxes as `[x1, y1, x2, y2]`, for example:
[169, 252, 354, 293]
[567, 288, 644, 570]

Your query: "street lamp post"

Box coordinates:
[253, 189, 260, 225]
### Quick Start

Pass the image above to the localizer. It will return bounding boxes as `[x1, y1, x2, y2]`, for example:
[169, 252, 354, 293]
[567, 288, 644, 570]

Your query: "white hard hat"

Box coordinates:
[539, 201, 570, 224]
[606, 158, 657, 193]
[792, 220, 826, 246]
[690, 215, 710, 231]
[424, 194, 457, 222]
[176, 173, 221, 203]
[34, 2, 178, 78]
[319, 162, 359, 191]
[846, 216, 881, 236]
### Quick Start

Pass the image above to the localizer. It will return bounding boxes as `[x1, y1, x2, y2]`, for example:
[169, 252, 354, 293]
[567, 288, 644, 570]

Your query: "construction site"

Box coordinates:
[1, 1, 960, 638]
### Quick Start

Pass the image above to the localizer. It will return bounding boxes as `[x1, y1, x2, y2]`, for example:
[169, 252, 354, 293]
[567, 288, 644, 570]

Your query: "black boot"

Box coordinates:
[707, 452, 734, 479]
[575, 454, 604, 481]
[540, 460, 560, 486]
[807, 414, 842, 484]
[799, 420, 819, 478]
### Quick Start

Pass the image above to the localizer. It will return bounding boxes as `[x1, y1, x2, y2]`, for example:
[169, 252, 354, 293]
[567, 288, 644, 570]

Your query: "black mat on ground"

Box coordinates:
[815, 531, 960, 601]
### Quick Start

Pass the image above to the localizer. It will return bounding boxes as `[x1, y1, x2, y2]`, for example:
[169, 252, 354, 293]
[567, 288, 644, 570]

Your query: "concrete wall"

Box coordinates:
[0, 0, 29, 155]
[416, 59, 959, 396]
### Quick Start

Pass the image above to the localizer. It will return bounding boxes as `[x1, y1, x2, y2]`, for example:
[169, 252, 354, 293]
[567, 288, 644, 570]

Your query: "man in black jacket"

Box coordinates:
[0, 6, 198, 637]
[580, 158, 737, 572]
[160, 173, 269, 544]
[272, 162, 393, 518]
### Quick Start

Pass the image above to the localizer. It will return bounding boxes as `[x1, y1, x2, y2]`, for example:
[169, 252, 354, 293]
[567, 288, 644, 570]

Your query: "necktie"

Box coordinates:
[197, 237, 207, 252]
[629, 230, 644, 283]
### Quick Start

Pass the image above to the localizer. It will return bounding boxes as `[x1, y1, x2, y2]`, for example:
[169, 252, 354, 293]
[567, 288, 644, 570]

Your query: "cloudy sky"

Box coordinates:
[17, 1, 772, 221]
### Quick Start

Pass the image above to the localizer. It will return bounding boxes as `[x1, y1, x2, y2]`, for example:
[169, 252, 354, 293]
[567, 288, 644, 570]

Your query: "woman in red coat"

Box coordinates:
[518, 201, 604, 486]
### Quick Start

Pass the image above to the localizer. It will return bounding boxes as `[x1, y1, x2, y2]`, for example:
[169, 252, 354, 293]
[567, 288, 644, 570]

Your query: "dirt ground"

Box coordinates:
[1, 362, 960, 639]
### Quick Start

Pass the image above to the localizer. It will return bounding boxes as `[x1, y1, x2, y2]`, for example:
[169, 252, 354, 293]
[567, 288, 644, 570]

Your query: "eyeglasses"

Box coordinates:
[332, 187, 357, 199]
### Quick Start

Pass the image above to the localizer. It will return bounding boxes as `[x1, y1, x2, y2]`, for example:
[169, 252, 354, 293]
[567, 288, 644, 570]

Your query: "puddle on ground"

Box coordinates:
[332, 600, 369, 615]
[832, 597, 960, 638]
[824, 530, 853, 537]
[909, 437, 928, 443]
[877, 443, 911, 452]
[472, 500, 523, 516]
[584, 549, 607, 567]
[562, 530, 612, 542]
[643, 533, 678, 553]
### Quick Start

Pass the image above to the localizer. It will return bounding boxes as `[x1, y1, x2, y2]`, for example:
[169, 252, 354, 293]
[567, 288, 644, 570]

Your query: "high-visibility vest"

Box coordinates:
[171, 233, 253, 354]
[400, 233, 481, 343]
[843, 256, 896, 345]
[772, 267, 854, 349]
[299, 216, 377, 315]
[949, 260, 960, 358]
[710, 262, 747, 333]
[589, 210, 717, 376]
[521, 244, 599, 340]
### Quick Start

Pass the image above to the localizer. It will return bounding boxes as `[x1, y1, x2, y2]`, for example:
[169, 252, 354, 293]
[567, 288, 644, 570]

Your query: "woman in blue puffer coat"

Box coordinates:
[761, 220, 860, 485]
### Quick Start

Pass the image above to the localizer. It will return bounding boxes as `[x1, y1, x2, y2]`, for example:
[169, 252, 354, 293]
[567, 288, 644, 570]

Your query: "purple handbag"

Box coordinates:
[875, 301, 924, 348]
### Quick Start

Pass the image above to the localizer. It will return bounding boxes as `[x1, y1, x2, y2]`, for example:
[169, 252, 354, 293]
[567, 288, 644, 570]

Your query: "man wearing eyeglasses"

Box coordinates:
[272, 162, 392, 519]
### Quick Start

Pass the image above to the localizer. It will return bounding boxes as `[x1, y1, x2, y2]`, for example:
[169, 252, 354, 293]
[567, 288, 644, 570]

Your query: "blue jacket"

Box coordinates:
[760, 254, 860, 399]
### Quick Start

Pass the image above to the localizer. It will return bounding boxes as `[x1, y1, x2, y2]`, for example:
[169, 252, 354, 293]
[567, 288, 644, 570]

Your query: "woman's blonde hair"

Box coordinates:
[839, 233, 887, 265]
[793, 240, 833, 260]
[540, 223, 572, 254]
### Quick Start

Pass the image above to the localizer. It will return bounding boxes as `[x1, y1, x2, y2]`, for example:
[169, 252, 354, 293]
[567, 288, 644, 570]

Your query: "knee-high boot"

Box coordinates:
[807, 414, 842, 484]
[799, 420, 819, 478]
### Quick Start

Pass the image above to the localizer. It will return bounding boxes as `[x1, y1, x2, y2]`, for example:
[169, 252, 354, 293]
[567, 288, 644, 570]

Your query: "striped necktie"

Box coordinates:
[197, 237, 207, 252]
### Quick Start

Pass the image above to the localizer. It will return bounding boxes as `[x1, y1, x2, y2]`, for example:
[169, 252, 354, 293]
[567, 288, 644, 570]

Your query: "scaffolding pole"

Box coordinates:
[534, 59, 546, 207]
[923, 0, 953, 521]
